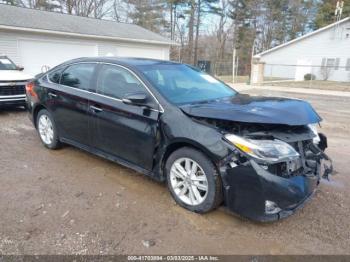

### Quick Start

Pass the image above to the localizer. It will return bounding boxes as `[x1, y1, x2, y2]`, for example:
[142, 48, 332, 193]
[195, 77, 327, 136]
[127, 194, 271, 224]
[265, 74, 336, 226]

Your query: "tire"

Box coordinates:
[165, 147, 223, 213]
[36, 109, 61, 149]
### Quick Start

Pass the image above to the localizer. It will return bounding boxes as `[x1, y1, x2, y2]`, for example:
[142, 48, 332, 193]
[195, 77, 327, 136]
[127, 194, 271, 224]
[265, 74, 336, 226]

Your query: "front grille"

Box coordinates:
[0, 85, 25, 96]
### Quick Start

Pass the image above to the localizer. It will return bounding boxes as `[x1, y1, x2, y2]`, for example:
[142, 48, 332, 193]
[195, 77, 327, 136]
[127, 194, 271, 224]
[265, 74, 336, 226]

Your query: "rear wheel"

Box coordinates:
[165, 147, 223, 213]
[36, 109, 61, 149]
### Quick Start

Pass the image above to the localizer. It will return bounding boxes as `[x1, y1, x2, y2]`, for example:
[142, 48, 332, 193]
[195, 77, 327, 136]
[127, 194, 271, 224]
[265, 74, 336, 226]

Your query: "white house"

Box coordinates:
[255, 17, 350, 82]
[0, 4, 173, 76]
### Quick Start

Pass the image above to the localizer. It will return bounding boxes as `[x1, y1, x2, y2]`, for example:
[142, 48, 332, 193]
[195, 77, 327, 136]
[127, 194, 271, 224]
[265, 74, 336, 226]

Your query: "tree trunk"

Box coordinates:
[193, 0, 201, 65]
[170, 2, 174, 40]
[187, 0, 195, 64]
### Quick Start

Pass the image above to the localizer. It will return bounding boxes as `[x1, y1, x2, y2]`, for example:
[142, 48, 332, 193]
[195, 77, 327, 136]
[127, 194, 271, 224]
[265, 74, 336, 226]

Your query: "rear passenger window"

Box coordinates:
[60, 63, 95, 91]
[97, 65, 144, 99]
[48, 68, 63, 84]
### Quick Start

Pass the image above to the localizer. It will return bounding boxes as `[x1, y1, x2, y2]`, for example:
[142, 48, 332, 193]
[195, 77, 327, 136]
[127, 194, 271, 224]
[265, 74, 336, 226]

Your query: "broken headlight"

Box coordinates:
[308, 124, 321, 145]
[224, 134, 300, 163]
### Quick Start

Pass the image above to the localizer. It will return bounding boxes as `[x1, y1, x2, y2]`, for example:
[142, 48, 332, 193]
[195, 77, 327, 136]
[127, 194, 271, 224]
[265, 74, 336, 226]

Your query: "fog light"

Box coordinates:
[265, 200, 281, 215]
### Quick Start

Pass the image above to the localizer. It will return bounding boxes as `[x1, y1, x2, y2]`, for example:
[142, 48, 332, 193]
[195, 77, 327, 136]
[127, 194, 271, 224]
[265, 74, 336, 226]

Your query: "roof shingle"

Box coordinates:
[0, 4, 173, 45]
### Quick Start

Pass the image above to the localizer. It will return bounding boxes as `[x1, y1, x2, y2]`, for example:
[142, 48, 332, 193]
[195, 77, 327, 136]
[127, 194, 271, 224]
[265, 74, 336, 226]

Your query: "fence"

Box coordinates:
[212, 61, 250, 84]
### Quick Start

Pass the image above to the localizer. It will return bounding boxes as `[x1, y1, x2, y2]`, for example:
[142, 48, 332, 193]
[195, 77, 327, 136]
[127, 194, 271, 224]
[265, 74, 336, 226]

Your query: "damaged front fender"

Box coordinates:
[222, 160, 320, 222]
[220, 134, 333, 222]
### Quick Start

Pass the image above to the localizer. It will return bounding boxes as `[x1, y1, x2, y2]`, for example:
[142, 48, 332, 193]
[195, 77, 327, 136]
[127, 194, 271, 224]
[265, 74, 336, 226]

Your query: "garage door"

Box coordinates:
[19, 40, 97, 76]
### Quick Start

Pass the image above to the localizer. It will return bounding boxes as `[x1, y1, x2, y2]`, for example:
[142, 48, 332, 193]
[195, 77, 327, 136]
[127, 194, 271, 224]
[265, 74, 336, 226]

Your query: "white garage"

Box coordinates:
[0, 4, 173, 77]
[19, 40, 98, 76]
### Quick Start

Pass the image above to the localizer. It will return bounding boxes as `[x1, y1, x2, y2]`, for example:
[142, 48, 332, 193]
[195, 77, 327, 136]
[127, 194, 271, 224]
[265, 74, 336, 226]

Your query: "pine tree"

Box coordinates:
[315, 0, 350, 29]
[127, 0, 168, 34]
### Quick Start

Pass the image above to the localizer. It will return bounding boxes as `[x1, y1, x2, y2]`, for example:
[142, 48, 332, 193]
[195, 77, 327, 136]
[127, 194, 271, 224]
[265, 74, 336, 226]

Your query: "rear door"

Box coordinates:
[89, 64, 160, 171]
[45, 63, 97, 146]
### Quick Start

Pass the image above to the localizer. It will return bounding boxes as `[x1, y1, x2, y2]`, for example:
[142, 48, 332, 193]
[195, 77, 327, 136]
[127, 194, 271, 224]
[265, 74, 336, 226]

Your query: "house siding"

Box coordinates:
[259, 20, 350, 82]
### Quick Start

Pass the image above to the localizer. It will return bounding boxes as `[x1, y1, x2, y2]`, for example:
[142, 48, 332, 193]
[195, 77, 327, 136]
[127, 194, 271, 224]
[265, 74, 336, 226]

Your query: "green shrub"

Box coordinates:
[304, 73, 316, 81]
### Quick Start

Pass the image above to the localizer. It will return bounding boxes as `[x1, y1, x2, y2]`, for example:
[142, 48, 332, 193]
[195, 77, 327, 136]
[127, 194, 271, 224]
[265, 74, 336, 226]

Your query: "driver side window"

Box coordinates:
[97, 65, 144, 99]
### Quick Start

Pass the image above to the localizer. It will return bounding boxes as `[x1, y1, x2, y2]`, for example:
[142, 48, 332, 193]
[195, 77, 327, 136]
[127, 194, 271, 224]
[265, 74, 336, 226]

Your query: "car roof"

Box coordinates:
[62, 57, 181, 67]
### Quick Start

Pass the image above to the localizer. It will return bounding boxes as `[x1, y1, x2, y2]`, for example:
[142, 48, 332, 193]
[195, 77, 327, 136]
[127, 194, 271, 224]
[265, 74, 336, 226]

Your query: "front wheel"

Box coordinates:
[36, 109, 61, 149]
[165, 147, 223, 213]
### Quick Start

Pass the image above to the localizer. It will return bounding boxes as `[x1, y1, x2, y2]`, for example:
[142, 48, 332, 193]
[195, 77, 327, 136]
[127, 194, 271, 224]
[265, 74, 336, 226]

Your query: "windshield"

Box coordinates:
[0, 57, 17, 70]
[137, 64, 237, 105]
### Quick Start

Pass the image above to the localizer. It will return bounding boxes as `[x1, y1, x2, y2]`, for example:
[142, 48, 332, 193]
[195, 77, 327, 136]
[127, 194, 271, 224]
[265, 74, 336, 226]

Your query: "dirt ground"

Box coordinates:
[0, 89, 350, 255]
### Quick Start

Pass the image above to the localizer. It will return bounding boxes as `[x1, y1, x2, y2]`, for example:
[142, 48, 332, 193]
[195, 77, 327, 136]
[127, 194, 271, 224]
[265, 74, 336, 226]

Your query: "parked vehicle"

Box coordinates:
[0, 56, 32, 107]
[26, 57, 333, 222]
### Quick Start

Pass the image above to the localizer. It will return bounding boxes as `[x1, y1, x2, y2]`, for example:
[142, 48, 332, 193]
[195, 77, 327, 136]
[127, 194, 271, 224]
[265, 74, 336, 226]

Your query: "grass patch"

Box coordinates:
[216, 75, 249, 83]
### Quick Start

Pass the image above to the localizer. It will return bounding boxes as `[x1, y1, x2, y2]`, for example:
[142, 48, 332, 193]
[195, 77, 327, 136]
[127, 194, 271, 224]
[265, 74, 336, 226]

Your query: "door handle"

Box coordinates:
[90, 105, 103, 113]
[48, 92, 57, 98]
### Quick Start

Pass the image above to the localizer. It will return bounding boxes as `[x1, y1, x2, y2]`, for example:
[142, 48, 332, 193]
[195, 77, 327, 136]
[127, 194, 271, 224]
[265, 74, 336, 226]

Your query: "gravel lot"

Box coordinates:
[0, 89, 349, 255]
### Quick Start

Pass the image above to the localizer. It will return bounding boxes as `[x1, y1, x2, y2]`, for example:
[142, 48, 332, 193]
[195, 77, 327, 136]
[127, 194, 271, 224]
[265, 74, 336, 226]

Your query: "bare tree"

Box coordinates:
[21, 0, 61, 11]
[320, 66, 333, 81]
[57, 0, 73, 14]
[193, 0, 201, 65]
[191, 0, 219, 65]
[112, 0, 131, 22]
[211, 0, 231, 61]
[185, 0, 196, 64]
[56, 0, 109, 18]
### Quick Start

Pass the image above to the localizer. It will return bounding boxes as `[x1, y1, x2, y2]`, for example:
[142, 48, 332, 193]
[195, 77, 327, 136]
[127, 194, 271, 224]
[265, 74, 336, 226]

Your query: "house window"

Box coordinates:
[346, 59, 350, 71]
[322, 58, 340, 70]
[335, 58, 340, 70]
[326, 58, 335, 68]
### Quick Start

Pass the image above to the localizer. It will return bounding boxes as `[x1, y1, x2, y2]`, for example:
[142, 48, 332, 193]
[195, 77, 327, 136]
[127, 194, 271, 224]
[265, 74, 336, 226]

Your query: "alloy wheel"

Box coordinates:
[38, 114, 54, 145]
[169, 157, 208, 206]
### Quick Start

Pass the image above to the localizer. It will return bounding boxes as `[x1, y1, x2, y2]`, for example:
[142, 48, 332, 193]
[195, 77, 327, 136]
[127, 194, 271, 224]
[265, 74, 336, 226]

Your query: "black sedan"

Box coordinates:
[26, 57, 333, 222]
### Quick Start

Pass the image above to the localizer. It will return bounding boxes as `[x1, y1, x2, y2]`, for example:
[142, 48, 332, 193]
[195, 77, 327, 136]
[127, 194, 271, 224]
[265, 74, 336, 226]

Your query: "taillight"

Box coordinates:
[26, 82, 37, 98]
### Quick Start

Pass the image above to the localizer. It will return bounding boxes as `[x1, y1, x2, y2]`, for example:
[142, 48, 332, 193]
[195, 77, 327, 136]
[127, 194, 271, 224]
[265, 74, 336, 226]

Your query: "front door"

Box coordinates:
[90, 64, 160, 171]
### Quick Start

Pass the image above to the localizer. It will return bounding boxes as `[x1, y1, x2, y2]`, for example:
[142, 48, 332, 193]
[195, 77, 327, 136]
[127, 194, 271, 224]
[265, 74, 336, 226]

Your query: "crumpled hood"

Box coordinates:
[180, 94, 322, 126]
[0, 70, 33, 81]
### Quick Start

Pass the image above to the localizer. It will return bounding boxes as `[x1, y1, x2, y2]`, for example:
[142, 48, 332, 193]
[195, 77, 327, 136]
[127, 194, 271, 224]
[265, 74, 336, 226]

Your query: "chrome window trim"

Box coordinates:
[46, 61, 164, 113]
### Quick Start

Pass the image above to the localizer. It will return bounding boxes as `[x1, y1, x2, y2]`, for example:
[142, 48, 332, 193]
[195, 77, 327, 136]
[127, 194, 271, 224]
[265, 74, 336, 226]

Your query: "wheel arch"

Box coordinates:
[33, 104, 47, 128]
[160, 139, 219, 179]
[162, 139, 224, 212]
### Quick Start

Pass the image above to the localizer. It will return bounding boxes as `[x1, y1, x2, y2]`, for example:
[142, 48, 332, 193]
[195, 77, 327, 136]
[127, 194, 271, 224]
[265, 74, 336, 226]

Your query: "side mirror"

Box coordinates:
[122, 92, 148, 106]
[17, 66, 24, 71]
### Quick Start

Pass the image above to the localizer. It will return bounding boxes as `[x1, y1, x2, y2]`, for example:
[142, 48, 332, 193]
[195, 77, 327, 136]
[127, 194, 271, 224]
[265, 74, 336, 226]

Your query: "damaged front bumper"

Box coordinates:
[220, 139, 333, 222]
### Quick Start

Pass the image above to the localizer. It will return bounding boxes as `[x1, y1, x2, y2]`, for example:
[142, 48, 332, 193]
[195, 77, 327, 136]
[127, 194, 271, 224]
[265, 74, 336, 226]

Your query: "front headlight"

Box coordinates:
[224, 134, 300, 163]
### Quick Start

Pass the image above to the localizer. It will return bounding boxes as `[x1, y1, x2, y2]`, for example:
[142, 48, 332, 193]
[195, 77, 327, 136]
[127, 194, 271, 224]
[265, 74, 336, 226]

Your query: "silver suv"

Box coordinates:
[0, 56, 32, 107]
